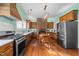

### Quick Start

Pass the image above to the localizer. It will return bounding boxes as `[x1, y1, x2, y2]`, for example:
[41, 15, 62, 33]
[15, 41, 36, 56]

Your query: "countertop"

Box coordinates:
[0, 39, 14, 47]
[23, 31, 33, 35]
[0, 31, 33, 47]
[0, 35, 15, 47]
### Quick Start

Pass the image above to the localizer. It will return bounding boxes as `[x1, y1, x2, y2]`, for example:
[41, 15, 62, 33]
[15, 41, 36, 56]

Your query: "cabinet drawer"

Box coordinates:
[0, 42, 13, 53]
[0, 48, 13, 56]
[24, 35, 31, 40]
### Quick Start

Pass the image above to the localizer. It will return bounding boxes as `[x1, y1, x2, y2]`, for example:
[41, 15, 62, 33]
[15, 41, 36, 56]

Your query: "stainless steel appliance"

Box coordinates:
[57, 20, 78, 49]
[0, 31, 15, 36]
[13, 20, 26, 56]
[13, 34, 25, 56]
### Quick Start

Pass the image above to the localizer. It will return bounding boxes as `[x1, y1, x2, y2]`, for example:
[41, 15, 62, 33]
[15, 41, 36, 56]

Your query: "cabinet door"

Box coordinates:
[0, 42, 13, 56]
[66, 11, 74, 21]
[4, 48, 13, 56]
[60, 16, 65, 22]
[24, 34, 31, 41]
[47, 22, 53, 28]
[0, 48, 13, 56]
[59, 10, 78, 22]
[31, 22, 37, 29]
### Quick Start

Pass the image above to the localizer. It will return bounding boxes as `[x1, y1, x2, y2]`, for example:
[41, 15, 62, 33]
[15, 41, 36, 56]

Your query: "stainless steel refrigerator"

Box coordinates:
[57, 20, 78, 49]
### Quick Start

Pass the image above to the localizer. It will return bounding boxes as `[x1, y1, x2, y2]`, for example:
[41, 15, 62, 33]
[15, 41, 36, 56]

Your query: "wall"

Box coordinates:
[16, 4, 27, 20]
[27, 16, 37, 22]
[0, 16, 16, 31]
[47, 17, 58, 23]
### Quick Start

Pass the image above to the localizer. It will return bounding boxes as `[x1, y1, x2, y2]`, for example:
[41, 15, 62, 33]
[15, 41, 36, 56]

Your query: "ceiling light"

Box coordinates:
[44, 5, 47, 10]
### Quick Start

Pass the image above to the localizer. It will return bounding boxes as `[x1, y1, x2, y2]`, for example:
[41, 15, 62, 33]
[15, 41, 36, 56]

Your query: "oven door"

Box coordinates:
[18, 40, 25, 56]
[16, 37, 25, 56]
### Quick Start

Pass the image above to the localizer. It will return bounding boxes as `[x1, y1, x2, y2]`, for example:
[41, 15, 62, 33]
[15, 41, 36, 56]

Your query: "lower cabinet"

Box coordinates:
[0, 42, 13, 56]
[24, 33, 32, 46]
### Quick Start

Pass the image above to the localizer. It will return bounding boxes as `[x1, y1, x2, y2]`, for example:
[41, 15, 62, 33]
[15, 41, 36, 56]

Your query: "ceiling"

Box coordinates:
[20, 3, 75, 18]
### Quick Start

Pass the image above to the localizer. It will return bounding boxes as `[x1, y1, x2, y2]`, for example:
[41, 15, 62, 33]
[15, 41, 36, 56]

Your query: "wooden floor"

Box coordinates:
[24, 37, 79, 56]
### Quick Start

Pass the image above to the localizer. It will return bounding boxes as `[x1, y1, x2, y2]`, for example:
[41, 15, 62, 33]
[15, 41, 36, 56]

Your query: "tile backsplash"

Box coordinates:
[0, 22, 14, 31]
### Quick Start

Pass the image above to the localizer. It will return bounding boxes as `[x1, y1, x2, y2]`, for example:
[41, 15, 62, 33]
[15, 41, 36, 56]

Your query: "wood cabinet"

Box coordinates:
[24, 33, 33, 46]
[60, 10, 78, 22]
[24, 34, 32, 41]
[47, 22, 54, 28]
[0, 42, 13, 56]
[10, 3, 21, 20]
[37, 18, 46, 30]
[0, 3, 21, 20]
[26, 20, 32, 29]
[26, 20, 37, 29]
[30, 22, 37, 29]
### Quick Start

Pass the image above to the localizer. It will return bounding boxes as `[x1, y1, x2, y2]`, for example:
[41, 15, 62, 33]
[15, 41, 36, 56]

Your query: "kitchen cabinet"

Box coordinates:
[60, 10, 78, 22]
[0, 3, 21, 20]
[24, 33, 33, 46]
[26, 20, 32, 29]
[0, 42, 13, 56]
[37, 18, 47, 30]
[31, 22, 37, 29]
[66, 10, 77, 21]
[47, 22, 54, 29]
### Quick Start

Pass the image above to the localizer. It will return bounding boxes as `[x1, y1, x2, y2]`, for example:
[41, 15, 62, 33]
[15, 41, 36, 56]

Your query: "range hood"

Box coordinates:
[0, 3, 21, 20]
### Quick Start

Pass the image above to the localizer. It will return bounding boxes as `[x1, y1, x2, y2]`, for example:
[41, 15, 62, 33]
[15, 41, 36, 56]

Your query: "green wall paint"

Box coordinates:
[16, 4, 27, 20]
[47, 17, 58, 23]
[0, 16, 16, 30]
[28, 16, 37, 22]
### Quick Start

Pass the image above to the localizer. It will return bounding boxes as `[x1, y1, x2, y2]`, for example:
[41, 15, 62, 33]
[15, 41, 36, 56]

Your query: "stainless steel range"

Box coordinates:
[13, 34, 25, 56]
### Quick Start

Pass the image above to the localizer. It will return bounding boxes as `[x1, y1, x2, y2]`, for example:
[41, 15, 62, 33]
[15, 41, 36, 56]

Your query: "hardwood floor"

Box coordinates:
[23, 34, 79, 56]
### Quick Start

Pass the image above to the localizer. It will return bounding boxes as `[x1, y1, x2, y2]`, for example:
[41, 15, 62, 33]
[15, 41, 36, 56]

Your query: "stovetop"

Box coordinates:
[14, 34, 24, 40]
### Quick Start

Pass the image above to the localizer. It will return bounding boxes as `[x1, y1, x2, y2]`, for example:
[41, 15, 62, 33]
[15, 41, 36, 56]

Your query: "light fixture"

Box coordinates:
[43, 5, 49, 20]
[44, 5, 47, 10]
[27, 8, 32, 20]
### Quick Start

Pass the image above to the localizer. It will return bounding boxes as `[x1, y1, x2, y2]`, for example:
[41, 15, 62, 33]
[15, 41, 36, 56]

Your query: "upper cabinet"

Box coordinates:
[26, 20, 37, 29]
[26, 20, 32, 29]
[31, 22, 37, 29]
[59, 10, 78, 22]
[0, 3, 21, 20]
[47, 22, 54, 29]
